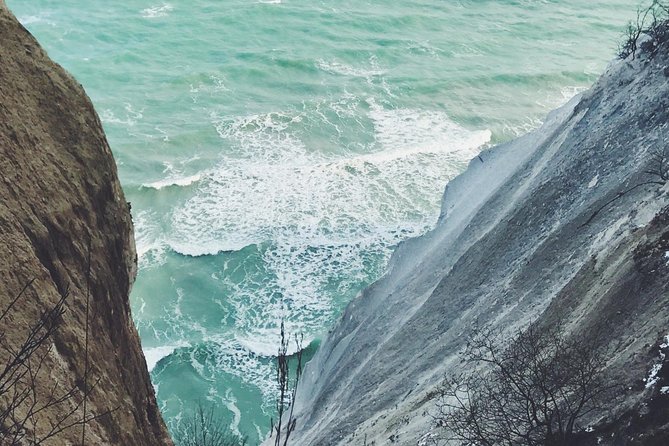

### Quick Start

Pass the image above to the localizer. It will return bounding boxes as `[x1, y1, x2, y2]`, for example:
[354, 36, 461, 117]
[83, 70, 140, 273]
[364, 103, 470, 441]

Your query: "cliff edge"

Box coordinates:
[289, 34, 669, 446]
[0, 2, 172, 444]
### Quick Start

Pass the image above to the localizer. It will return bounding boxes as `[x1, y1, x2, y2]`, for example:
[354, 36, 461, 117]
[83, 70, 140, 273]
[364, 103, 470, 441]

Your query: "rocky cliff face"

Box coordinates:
[0, 2, 172, 444]
[289, 41, 669, 445]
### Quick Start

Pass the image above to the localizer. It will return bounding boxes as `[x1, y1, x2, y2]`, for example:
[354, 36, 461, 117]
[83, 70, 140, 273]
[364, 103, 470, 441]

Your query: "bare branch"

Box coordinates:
[433, 323, 619, 446]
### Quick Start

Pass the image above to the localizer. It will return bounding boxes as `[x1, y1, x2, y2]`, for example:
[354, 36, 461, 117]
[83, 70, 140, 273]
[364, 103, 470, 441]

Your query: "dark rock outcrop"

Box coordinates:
[0, 2, 172, 444]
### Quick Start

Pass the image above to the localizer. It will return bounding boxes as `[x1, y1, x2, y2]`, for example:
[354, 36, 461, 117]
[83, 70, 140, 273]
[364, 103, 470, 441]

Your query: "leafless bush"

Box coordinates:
[0, 281, 109, 445]
[645, 143, 669, 185]
[582, 131, 668, 228]
[619, 1, 669, 59]
[433, 324, 617, 446]
[172, 403, 246, 446]
[1, 241, 113, 445]
[270, 321, 303, 446]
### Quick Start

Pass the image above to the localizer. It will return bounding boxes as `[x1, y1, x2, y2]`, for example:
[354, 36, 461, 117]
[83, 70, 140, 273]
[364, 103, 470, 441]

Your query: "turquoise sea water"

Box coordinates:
[10, 0, 639, 443]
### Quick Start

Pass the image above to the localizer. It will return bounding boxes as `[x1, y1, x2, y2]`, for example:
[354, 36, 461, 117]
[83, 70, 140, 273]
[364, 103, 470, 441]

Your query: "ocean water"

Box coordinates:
[10, 0, 638, 443]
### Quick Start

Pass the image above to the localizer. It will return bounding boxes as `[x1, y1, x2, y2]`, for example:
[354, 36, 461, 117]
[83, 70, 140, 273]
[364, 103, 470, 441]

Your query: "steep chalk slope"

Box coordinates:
[290, 47, 669, 444]
[0, 2, 172, 444]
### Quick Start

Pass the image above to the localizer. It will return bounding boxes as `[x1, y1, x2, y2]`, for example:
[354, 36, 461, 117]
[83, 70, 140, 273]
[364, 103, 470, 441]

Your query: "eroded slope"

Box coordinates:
[290, 42, 669, 445]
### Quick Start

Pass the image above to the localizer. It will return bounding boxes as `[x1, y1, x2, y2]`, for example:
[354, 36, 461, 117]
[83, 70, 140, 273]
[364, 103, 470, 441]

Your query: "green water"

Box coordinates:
[10, 0, 639, 443]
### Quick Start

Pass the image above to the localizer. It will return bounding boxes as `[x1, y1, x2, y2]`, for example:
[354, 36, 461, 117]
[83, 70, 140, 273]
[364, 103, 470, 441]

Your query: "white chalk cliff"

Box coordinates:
[288, 44, 669, 445]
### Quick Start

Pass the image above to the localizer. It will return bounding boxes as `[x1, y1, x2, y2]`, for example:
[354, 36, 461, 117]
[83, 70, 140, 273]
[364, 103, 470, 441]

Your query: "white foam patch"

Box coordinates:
[134, 209, 168, 269]
[133, 211, 158, 259]
[171, 102, 489, 254]
[17, 14, 56, 27]
[166, 100, 490, 355]
[134, 210, 158, 259]
[536, 86, 589, 115]
[224, 389, 243, 438]
[142, 173, 202, 190]
[142, 96, 489, 417]
[189, 74, 229, 103]
[366, 98, 491, 157]
[316, 57, 395, 97]
[236, 329, 310, 358]
[559, 86, 588, 104]
[184, 336, 281, 413]
[100, 103, 144, 127]
[141, 3, 174, 19]
[317, 59, 386, 78]
[144, 343, 188, 372]
[514, 86, 588, 138]
[135, 158, 207, 268]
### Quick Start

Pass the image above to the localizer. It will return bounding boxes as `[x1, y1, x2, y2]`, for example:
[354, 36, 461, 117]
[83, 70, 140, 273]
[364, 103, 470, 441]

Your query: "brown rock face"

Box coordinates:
[0, 2, 172, 445]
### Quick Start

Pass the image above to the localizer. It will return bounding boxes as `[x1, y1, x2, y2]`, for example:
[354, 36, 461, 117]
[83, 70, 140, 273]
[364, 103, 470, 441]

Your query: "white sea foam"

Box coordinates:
[144, 343, 188, 372]
[560, 85, 588, 103]
[197, 335, 309, 414]
[366, 98, 491, 158]
[142, 173, 202, 190]
[132, 95, 490, 420]
[17, 14, 56, 26]
[503, 116, 544, 138]
[141, 4, 174, 19]
[172, 101, 489, 252]
[165, 100, 490, 365]
[535, 86, 588, 113]
[186, 336, 280, 412]
[237, 330, 312, 358]
[134, 210, 158, 259]
[317, 59, 386, 78]
[503, 84, 586, 137]
[100, 103, 143, 127]
[134, 210, 168, 269]
[134, 158, 208, 268]
[224, 389, 243, 438]
[406, 40, 442, 58]
[210, 110, 307, 163]
[189, 74, 229, 103]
